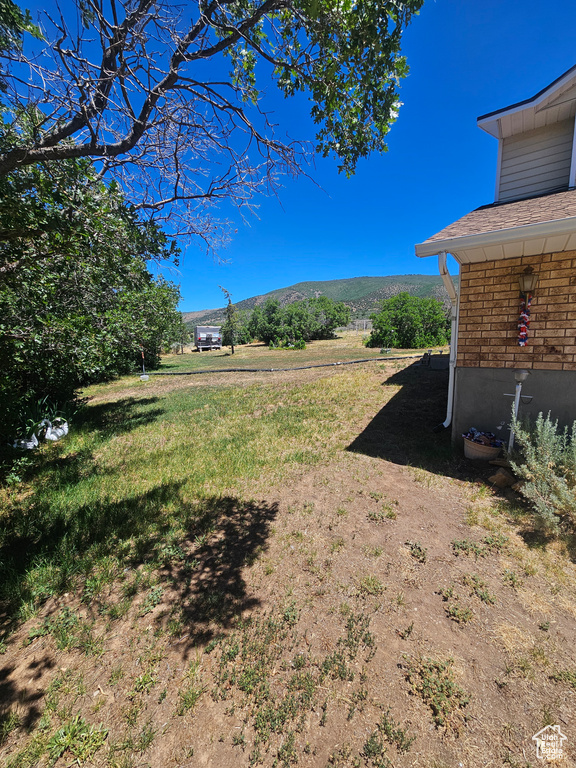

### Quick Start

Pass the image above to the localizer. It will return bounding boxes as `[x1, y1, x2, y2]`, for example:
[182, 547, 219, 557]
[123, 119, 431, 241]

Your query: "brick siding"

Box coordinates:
[457, 252, 576, 371]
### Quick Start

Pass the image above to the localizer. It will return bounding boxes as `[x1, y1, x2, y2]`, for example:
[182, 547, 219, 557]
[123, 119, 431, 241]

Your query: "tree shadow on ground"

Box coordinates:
[0, 486, 277, 727]
[76, 396, 165, 437]
[0, 654, 55, 734]
[0, 480, 186, 633]
[158, 496, 278, 651]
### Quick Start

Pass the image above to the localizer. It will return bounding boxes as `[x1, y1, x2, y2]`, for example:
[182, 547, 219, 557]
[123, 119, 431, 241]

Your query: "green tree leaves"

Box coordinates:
[366, 292, 450, 349]
[0, 0, 423, 240]
[0, 156, 182, 435]
[220, 286, 242, 354]
[248, 296, 350, 345]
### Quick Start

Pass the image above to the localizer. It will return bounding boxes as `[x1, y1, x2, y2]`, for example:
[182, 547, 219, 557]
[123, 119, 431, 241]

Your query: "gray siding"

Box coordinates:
[498, 119, 574, 202]
[452, 367, 576, 448]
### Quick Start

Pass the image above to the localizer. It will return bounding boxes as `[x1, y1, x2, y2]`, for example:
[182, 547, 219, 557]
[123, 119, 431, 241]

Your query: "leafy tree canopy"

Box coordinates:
[248, 296, 350, 345]
[0, 0, 39, 59]
[0, 153, 182, 437]
[0, 0, 424, 247]
[365, 292, 450, 349]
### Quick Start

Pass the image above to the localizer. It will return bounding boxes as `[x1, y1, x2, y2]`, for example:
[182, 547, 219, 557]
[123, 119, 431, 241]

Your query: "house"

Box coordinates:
[415, 65, 576, 445]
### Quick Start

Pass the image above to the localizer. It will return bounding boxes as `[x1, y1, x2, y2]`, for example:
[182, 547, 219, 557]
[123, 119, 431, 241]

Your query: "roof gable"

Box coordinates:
[416, 67, 576, 261]
[478, 65, 576, 139]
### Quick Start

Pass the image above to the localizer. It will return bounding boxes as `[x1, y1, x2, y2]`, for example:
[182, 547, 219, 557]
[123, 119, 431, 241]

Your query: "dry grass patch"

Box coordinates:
[3, 345, 576, 767]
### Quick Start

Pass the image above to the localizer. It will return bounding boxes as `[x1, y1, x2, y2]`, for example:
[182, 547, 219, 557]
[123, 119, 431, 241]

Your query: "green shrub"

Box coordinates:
[510, 411, 576, 533]
[248, 296, 350, 346]
[269, 338, 306, 350]
[365, 292, 449, 349]
[0, 157, 182, 437]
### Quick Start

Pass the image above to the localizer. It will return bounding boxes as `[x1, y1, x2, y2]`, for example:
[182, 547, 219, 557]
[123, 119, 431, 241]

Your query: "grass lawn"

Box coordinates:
[157, 333, 425, 371]
[1, 334, 576, 767]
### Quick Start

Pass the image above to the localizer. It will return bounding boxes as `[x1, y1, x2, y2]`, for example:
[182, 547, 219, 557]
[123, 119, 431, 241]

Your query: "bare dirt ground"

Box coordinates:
[2, 356, 576, 768]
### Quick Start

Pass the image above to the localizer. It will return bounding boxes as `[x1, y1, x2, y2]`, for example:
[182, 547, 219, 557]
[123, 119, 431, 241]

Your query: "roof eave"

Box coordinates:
[477, 64, 576, 139]
[415, 215, 576, 263]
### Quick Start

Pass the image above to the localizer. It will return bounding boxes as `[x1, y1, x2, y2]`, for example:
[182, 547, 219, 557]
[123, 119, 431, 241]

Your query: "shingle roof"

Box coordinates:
[424, 188, 576, 244]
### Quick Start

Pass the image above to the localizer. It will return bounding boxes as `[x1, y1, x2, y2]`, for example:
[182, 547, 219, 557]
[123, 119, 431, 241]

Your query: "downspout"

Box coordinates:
[435, 251, 459, 431]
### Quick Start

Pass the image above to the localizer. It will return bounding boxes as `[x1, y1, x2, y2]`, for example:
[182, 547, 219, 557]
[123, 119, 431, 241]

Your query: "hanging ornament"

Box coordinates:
[518, 293, 532, 346]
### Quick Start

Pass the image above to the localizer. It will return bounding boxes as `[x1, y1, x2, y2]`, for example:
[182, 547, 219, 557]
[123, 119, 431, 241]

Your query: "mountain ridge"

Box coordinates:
[182, 274, 455, 326]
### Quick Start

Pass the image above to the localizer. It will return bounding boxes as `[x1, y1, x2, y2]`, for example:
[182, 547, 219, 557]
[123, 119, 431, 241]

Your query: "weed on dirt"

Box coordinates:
[211, 603, 377, 764]
[403, 656, 470, 729]
[404, 541, 427, 563]
[451, 533, 508, 560]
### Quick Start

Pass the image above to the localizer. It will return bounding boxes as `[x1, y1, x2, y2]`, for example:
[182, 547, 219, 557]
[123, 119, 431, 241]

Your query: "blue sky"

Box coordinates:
[168, 0, 576, 311]
[28, 0, 576, 311]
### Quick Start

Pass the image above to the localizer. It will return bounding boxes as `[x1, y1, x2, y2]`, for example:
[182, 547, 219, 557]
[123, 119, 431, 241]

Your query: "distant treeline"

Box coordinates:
[217, 292, 449, 351]
[183, 275, 453, 328]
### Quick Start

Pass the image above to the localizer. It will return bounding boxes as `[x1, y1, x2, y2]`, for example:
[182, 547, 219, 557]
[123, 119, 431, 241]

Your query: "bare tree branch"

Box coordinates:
[0, 0, 423, 248]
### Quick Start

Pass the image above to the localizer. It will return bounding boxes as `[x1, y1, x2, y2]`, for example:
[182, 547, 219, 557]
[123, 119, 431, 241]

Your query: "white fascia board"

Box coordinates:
[569, 114, 576, 187]
[478, 68, 576, 138]
[478, 116, 502, 139]
[414, 215, 576, 262]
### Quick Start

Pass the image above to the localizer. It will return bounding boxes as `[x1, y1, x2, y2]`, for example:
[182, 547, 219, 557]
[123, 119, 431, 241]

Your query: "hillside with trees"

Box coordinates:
[183, 275, 455, 327]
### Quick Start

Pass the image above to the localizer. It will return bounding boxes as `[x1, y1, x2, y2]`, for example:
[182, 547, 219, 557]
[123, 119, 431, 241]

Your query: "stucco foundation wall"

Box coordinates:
[452, 367, 576, 446]
[457, 250, 576, 371]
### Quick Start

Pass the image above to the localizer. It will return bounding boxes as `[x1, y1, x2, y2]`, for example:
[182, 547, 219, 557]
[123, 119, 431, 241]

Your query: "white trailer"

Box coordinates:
[194, 325, 222, 351]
